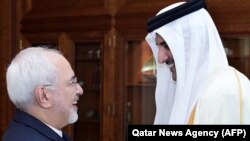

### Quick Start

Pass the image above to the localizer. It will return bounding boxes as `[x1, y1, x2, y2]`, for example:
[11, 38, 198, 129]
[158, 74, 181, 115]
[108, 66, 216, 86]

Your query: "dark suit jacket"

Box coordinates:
[2, 109, 72, 141]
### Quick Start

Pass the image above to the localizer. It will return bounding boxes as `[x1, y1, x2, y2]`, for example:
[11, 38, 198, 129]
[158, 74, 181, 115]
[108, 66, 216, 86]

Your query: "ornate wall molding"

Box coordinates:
[26, 0, 109, 18]
[21, 0, 112, 41]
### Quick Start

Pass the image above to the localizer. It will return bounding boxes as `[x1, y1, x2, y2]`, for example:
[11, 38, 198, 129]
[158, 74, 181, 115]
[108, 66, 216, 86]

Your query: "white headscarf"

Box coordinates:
[145, 2, 229, 124]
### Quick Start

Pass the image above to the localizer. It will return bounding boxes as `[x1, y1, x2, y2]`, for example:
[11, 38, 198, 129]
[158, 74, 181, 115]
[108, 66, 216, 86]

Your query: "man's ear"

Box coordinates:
[35, 86, 52, 108]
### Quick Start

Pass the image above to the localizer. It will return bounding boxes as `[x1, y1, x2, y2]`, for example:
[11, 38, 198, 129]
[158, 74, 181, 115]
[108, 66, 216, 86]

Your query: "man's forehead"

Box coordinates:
[155, 34, 166, 43]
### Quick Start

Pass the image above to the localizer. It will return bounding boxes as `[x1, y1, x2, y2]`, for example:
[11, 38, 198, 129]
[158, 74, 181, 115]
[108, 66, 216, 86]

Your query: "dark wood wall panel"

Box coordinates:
[115, 0, 250, 39]
[0, 0, 16, 136]
[208, 0, 250, 34]
[1, 0, 250, 140]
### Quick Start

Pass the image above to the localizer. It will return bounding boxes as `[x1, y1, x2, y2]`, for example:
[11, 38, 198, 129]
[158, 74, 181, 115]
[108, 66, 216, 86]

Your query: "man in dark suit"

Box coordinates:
[3, 47, 84, 141]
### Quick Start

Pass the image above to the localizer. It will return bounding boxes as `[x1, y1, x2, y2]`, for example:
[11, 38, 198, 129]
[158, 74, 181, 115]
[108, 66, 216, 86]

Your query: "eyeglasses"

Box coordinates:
[42, 84, 55, 88]
[42, 76, 83, 89]
[68, 76, 79, 89]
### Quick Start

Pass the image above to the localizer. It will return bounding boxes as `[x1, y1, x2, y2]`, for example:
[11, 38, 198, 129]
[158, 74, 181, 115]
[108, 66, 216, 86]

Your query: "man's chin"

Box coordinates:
[68, 110, 78, 124]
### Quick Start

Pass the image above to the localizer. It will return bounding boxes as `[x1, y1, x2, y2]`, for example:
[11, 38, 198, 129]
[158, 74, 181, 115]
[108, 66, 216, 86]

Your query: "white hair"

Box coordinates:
[6, 47, 62, 110]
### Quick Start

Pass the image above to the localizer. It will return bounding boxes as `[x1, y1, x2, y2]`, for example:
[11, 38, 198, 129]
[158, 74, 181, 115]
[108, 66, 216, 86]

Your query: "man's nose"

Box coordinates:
[158, 48, 168, 64]
[76, 83, 84, 95]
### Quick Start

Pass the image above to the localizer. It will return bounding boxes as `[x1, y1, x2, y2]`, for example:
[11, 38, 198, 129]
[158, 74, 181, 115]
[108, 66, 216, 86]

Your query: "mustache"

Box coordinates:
[74, 96, 79, 102]
[165, 60, 175, 68]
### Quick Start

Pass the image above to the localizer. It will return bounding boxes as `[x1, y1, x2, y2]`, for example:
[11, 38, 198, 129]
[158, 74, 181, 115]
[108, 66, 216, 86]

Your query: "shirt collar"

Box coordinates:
[44, 123, 63, 138]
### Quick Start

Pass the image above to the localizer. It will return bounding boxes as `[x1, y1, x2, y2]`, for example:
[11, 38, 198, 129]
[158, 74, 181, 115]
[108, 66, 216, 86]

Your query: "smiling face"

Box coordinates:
[155, 33, 176, 81]
[49, 53, 83, 127]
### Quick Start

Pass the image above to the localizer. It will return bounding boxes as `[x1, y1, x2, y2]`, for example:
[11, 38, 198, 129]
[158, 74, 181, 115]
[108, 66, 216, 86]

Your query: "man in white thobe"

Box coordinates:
[145, 0, 250, 124]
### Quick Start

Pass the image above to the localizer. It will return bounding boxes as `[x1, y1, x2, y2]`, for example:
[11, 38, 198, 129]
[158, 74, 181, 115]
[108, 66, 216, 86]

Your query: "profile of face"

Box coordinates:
[49, 53, 84, 125]
[155, 33, 176, 81]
